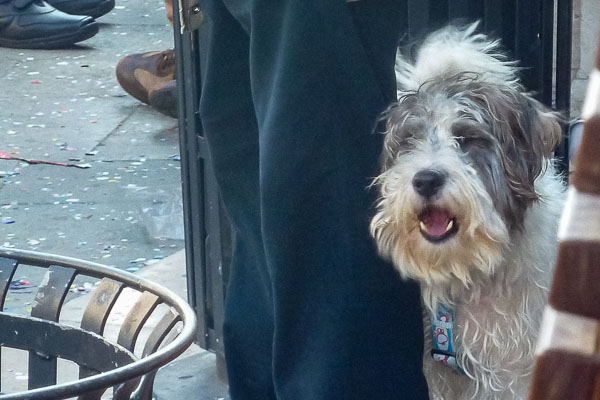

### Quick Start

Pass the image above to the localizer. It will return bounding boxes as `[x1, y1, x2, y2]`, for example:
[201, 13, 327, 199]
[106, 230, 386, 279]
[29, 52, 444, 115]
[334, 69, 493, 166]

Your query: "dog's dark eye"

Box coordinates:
[391, 135, 419, 154]
[391, 127, 423, 150]
[455, 136, 475, 147]
[451, 121, 487, 149]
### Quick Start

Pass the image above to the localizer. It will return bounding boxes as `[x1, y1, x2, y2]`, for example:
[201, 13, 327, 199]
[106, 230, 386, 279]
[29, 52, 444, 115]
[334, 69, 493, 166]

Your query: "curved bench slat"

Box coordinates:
[78, 278, 127, 395]
[134, 310, 182, 399]
[81, 278, 125, 335]
[29, 265, 77, 390]
[117, 291, 160, 351]
[142, 310, 181, 358]
[31, 265, 77, 321]
[112, 292, 162, 400]
[0, 256, 18, 393]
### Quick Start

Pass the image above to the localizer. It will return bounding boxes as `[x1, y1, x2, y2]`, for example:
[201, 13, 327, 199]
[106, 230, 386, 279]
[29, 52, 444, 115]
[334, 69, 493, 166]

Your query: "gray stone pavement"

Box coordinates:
[0, 0, 182, 269]
[0, 0, 228, 398]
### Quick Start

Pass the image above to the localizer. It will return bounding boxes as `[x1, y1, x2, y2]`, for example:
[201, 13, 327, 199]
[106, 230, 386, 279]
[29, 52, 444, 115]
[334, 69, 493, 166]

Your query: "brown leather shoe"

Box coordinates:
[115, 49, 175, 104]
[149, 79, 177, 118]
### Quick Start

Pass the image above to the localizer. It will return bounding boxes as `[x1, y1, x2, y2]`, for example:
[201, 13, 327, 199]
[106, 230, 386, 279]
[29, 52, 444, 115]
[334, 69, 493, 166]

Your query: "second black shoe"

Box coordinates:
[45, 0, 114, 19]
[0, 0, 99, 49]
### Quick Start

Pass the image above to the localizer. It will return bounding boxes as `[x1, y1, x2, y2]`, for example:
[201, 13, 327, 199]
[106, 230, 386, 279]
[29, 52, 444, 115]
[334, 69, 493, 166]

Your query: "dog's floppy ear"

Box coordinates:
[499, 92, 562, 202]
[474, 86, 562, 205]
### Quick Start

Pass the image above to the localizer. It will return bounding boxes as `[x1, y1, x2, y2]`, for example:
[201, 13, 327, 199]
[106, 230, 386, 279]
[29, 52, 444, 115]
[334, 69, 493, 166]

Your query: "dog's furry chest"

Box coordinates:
[455, 297, 542, 371]
[424, 289, 547, 400]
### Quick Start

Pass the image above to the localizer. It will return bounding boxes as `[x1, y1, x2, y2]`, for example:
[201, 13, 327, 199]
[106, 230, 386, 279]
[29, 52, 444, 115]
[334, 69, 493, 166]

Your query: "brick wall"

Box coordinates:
[571, 0, 600, 116]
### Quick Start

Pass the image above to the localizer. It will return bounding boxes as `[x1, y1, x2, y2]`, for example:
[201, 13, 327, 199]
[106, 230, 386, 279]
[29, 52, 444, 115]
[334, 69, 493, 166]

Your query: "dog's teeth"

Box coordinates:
[445, 219, 454, 233]
[419, 221, 428, 233]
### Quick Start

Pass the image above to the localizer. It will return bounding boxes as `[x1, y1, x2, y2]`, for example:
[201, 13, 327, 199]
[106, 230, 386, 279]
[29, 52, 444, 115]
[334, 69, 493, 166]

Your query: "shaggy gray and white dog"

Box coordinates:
[370, 24, 565, 399]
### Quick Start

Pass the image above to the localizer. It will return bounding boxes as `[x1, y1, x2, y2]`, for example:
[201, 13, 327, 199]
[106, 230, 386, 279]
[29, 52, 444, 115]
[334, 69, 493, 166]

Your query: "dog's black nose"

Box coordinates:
[412, 170, 446, 198]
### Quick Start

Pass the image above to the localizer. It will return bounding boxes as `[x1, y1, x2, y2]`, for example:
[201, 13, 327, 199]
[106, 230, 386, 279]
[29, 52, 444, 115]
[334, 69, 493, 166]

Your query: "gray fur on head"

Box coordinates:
[380, 72, 562, 231]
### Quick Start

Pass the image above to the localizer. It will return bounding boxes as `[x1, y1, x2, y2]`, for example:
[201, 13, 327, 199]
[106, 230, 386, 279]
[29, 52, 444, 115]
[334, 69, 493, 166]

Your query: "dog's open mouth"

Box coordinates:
[418, 207, 458, 242]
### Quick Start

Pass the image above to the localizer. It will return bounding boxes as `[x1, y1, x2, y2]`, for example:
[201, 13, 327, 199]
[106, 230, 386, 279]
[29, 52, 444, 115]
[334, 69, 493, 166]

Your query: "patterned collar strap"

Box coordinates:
[431, 304, 465, 374]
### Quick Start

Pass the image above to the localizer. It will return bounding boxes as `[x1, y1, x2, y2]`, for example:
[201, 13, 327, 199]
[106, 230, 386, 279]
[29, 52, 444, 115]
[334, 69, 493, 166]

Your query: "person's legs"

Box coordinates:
[198, 2, 276, 399]
[246, 1, 427, 398]
[199, 0, 429, 398]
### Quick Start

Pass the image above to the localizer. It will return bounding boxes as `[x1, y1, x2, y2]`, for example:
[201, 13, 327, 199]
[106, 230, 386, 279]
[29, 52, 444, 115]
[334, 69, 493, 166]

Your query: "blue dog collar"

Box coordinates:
[431, 304, 464, 374]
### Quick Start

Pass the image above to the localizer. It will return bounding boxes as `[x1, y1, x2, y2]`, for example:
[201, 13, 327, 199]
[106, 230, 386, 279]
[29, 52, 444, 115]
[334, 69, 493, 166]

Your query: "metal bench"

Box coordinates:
[0, 248, 197, 400]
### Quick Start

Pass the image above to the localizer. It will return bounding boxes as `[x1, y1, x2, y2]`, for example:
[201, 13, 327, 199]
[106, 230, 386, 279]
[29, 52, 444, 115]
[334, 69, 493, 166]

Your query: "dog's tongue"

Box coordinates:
[421, 208, 451, 237]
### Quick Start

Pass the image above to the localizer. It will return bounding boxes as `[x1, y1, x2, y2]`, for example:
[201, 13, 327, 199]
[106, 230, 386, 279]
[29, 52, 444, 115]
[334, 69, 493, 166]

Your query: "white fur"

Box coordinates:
[371, 23, 566, 399]
[424, 173, 564, 400]
[395, 22, 519, 93]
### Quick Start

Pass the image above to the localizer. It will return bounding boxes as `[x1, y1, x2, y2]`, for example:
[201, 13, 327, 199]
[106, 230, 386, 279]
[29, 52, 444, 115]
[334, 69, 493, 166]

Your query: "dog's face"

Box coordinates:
[370, 74, 561, 289]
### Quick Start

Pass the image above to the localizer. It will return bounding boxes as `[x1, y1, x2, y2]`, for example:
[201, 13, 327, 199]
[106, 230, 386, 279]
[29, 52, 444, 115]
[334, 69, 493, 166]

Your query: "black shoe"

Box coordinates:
[0, 0, 98, 49]
[45, 0, 114, 18]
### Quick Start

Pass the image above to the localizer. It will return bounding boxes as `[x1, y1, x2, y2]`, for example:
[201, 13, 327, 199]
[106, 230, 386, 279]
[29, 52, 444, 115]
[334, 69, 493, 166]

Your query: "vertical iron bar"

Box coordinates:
[555, 0, 573, 173]
[514, 0, 543, 95]
[540, 0, 556, 106]
[483, 0, 511, 51]
[173, 5, 209, 349]
[205, 163, 227, 355]
[555, 0, 572, 114]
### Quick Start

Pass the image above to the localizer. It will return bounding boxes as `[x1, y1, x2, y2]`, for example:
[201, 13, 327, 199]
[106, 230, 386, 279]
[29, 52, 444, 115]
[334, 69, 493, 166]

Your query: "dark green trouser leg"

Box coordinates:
[199, 1, 429, 399]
